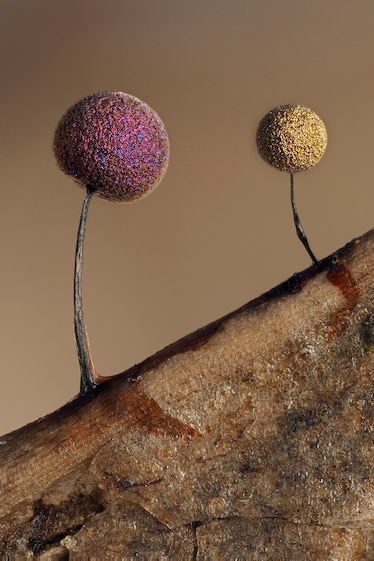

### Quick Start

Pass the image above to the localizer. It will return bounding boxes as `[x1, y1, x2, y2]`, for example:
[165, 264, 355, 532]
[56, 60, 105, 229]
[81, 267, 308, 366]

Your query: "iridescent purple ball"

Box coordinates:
[53, 92, 170, 202]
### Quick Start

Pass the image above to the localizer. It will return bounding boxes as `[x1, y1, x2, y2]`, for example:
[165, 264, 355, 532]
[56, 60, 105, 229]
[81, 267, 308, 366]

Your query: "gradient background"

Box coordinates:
[1, 0, 373, 434]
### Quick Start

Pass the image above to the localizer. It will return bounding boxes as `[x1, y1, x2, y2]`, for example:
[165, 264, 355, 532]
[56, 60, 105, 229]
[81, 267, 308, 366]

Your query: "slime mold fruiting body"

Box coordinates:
[256, 104, 327, 263]
[54, 91, 170, 201]
[53, 92, 170, 393]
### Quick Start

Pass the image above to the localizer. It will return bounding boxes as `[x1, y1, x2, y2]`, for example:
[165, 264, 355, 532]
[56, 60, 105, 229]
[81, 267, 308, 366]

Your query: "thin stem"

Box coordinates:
[290, 172, 317, 264]
[74, 187, 97, 394]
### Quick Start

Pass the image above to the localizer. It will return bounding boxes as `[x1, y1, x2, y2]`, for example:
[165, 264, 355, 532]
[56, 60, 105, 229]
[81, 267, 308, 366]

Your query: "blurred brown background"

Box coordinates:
[1, 0, 373, 434]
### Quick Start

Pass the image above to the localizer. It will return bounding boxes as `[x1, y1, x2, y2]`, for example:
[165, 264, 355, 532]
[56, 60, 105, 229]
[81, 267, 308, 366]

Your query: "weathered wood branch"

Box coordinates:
[1, 229, 374, 559]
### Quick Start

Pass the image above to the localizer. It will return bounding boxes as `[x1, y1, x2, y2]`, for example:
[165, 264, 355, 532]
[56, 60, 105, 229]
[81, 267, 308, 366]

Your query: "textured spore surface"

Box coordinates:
[53, 92, 170, 201]
[256, 104, 327, 173]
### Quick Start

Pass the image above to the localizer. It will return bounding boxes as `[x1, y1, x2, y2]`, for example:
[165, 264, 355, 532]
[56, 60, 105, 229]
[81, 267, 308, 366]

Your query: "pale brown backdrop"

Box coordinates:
[1, 0, 373, 434]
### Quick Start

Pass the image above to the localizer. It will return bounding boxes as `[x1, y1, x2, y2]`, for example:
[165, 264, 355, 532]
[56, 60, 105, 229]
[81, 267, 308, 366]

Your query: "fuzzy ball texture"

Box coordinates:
[53, 92, 170, 202]
[256, 104, 327, 173]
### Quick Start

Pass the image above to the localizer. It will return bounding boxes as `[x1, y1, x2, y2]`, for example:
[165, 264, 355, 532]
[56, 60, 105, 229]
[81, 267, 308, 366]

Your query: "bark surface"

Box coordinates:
[1, 229, 374, 559]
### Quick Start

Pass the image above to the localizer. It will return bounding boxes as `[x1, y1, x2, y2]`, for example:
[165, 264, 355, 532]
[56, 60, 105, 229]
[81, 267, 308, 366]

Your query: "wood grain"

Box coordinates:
[1, 229, 374, 559]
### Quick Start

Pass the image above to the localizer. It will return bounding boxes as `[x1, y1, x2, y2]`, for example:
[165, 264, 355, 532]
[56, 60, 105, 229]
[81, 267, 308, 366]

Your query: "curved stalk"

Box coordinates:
[290, 172, 317, 264]
[74, 187, 97, 394]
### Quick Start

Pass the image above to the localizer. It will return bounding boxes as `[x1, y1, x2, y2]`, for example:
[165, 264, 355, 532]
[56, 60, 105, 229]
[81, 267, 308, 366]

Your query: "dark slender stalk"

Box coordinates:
[74, 187, 97, 394]
[290, 172, 317, 264]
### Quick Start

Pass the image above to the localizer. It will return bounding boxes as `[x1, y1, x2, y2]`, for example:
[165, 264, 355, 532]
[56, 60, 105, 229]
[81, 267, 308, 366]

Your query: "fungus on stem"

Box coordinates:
[53, 92, 170, 394]
[256, 104, 327, 263]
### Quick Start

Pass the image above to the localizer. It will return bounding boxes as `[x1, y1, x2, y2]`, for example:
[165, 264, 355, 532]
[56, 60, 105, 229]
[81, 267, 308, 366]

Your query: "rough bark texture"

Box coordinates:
[1, 229, 374, 559]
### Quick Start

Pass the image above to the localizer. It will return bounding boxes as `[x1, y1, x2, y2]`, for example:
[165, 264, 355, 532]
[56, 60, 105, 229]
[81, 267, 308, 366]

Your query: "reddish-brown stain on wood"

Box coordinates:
[327, 263, 360, 340]
[117, 386, 199, 439]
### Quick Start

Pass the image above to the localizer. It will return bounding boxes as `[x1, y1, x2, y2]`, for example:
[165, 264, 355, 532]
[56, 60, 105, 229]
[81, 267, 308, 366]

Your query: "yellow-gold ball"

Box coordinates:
[256, 104, 327, 173]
